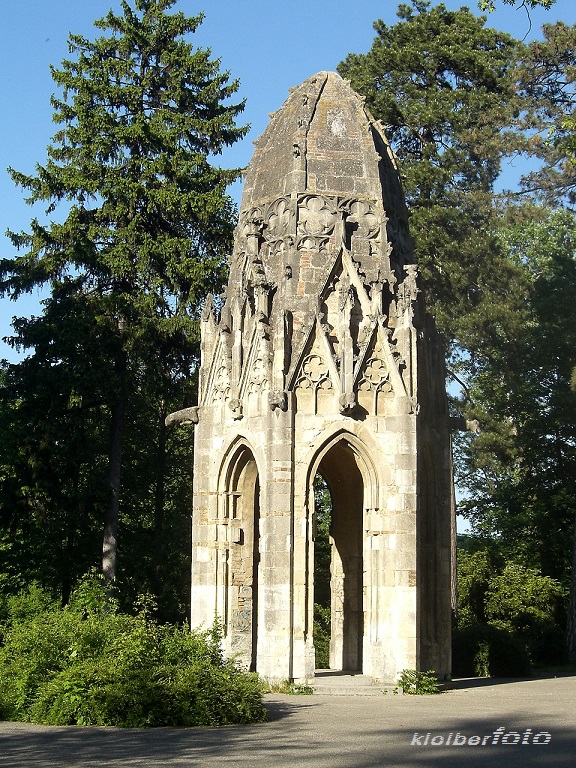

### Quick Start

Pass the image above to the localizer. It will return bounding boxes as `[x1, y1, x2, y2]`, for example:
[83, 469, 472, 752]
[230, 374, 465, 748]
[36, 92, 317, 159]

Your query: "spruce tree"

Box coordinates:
[0, 0, 247, 586]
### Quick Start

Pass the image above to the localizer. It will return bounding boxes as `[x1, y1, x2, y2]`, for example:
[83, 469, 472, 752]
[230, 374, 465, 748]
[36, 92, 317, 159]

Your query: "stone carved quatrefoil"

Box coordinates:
[296, 353, 332, 390]
[347, 200, 379, 239]
[359, 357, 389, 391]
[265, 198, 291, 240]
[298, 196, 336, 236]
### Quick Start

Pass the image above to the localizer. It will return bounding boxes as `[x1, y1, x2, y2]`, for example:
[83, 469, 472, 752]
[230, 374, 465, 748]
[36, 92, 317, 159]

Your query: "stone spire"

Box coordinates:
[231, 71, 411, 293]
[200, 71, 420, 419]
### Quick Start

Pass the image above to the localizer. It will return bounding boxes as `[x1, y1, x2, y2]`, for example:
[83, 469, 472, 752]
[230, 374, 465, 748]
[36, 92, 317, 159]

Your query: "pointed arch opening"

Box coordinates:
[222, 443, 261, 672]
[310, 436, 367, 673]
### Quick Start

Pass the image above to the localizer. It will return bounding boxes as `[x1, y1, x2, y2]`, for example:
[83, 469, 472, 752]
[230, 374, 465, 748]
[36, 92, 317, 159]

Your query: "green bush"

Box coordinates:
[0, 582, 58, 629]
[398, 669, 439, 695]
[0, 576, 267, 727]
[484, 564, 567, 666]
[452, 623, 532, 678]
[455, 549, 567, 670]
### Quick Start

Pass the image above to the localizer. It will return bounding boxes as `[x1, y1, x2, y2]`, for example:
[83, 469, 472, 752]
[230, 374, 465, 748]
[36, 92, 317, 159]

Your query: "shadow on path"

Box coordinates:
[0, 676, 574, 767]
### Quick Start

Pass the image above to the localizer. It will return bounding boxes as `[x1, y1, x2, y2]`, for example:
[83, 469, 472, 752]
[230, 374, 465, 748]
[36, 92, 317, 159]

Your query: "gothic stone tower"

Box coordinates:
[190, 72, 452, 684]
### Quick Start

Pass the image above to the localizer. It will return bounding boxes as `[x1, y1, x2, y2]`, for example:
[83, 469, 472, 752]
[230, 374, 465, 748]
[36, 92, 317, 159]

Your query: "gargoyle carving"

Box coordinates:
[165, 406, 199, 427]
[269, 390, 288, 412]
[229, 399, 244, 419]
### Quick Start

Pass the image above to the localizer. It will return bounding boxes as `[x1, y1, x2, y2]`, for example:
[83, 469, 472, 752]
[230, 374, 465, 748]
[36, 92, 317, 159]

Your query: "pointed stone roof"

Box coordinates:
[230, 72, 412, 293]
[239, 71, 396, 210]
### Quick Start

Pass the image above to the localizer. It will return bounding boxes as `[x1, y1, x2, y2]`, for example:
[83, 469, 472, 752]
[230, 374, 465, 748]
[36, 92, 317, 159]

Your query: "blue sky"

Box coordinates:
[2, 0, 576, 362]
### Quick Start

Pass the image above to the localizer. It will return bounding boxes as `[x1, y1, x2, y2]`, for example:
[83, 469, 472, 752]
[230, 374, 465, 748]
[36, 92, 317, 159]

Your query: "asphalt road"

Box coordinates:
[0, 675, 574, 768]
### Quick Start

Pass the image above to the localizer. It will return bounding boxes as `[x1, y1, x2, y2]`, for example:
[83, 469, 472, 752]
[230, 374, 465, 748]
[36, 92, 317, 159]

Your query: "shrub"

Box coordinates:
[398, 669, 439, 695]
[485, 564, 567, 666]
[456, 549, 493, 626]
[452, 623, 532, 678]
[0, 576, 267, 727]
[0, 582, 58, 629]
[455, 549, 567, 669]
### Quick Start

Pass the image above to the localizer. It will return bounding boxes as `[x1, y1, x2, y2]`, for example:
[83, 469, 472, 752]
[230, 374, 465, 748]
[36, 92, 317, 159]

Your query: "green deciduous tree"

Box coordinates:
[0, 0, 247, 591]
[456, 546, 566, 667]
[456, 208, 576, 660]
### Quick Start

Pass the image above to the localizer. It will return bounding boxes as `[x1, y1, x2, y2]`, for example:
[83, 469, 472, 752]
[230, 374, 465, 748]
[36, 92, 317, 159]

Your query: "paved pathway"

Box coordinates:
[0, 675, 574, 767]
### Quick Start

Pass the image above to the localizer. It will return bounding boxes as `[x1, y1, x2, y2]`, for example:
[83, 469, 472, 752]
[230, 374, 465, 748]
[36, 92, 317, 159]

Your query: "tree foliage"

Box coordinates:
[456, 546, 566, 669]
[513, 21, 576, 207]
[456, 209, 576, 576]
[479, 0, 556, 11]
[455, 207, 576, 659]
[0, 0, 247, 593]
[338, 1, 524, 349]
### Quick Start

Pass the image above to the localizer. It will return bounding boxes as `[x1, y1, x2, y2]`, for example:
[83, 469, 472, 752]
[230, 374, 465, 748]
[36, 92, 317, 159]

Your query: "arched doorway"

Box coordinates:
[312, 439, 364, 672]
[225, 445, 260, 672]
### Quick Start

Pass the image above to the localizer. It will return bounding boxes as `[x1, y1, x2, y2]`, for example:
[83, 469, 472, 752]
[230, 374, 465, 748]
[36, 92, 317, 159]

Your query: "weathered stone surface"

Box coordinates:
[190, 72, 452, 684]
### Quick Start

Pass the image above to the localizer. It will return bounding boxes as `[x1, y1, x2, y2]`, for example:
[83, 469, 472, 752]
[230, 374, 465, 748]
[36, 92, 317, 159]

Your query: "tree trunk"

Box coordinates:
[152, 403, 168, 599]
[450, 437, 458, 620]
[102, 351, 127, 585]
[567, 509, 576, 663]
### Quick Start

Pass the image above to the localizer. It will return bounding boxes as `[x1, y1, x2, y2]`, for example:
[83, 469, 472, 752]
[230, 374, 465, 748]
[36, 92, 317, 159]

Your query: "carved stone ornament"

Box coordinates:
[243, 210, 264, 237]
[296, 235, 331, 253]
[201, 295, 214, 323]
[298, 196, 337, 236]
[231, 608, 251, 632]
[362, 358, 388, 389]
[339, 393, 356, 413]
[229, 399, 243, 419]
[338, 273, 354, 312]
[358, 357, 392, 396]
[295, 354, 332, 390]
[345, 199, 380, 239]
[269, 390, 288, 411]
[165, 406, 199, 427]
[264, 197, 291, 241]
[403, 264, 419, 300]
[247, 350, 269, 392]
[212, 365, 231, 402]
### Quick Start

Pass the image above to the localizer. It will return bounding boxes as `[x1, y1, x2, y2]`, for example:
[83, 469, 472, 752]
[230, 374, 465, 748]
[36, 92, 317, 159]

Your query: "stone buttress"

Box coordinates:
[189, 72, 452, 684]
